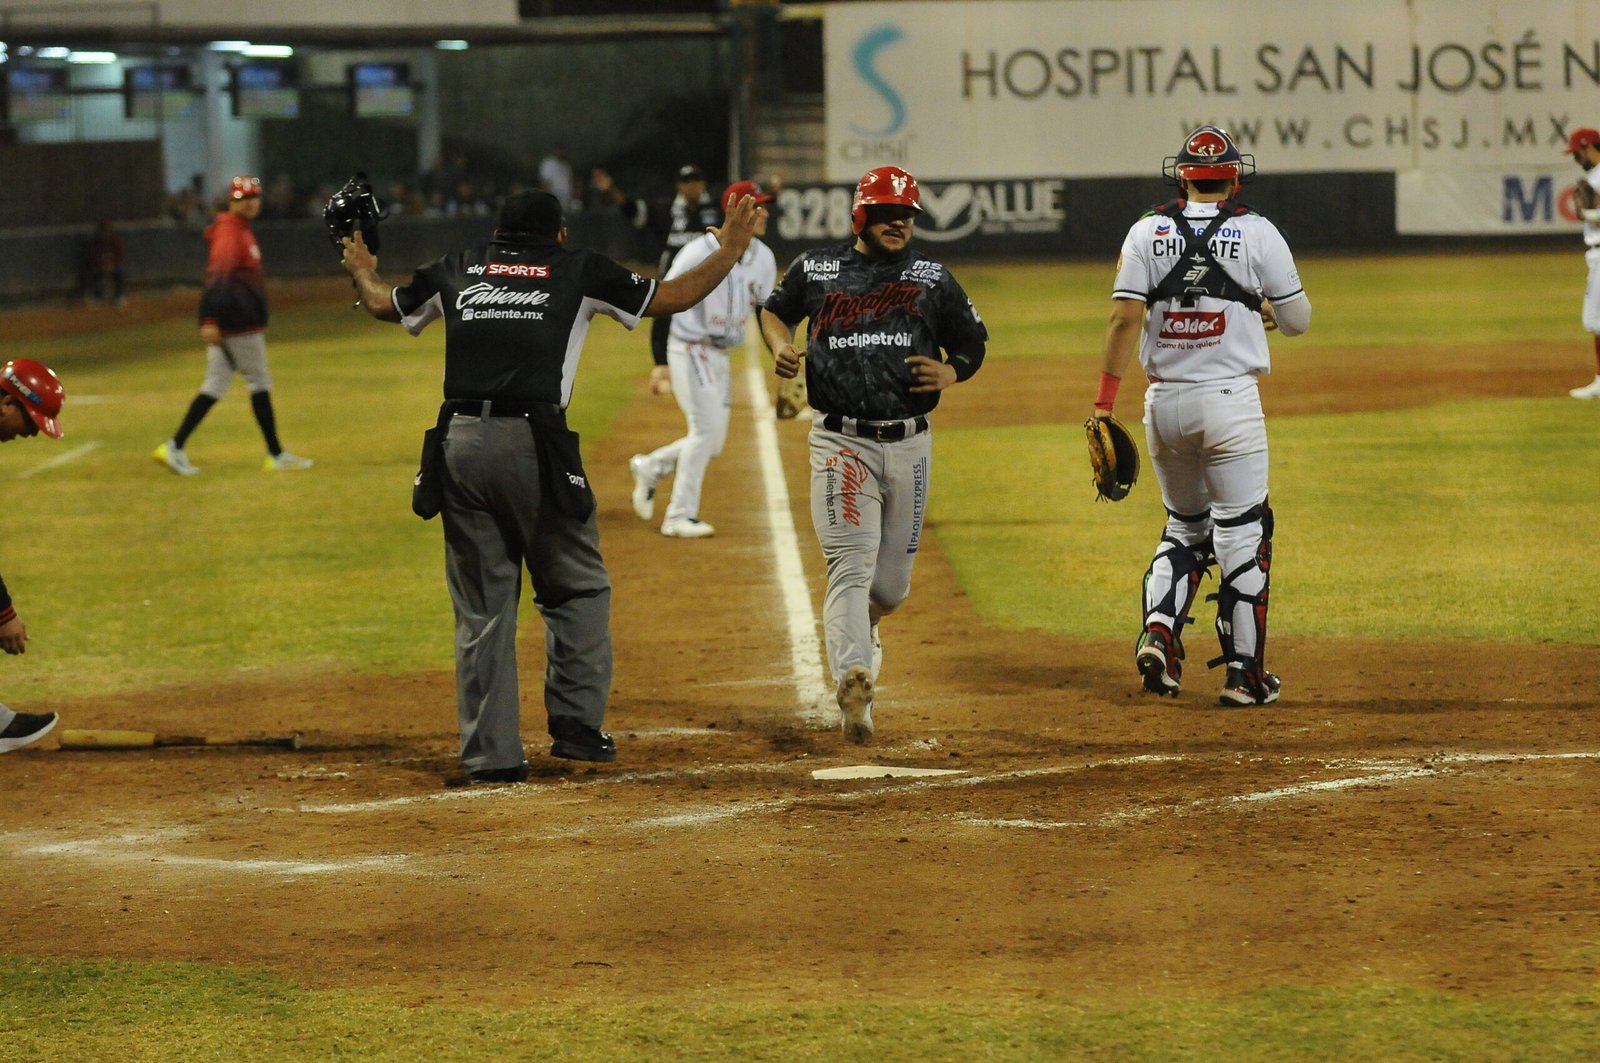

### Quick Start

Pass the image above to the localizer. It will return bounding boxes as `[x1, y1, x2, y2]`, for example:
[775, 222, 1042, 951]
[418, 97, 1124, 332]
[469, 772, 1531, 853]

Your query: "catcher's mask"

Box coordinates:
[0, 358, 64, 438]
[850, 165, 922, 234]
[1163, 125, 1256, 189]
[323, 173, 386, 253]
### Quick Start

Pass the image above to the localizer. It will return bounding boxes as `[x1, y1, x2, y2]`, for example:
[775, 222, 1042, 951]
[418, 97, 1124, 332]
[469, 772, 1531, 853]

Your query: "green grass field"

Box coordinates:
[4, 251, 1598, 1059]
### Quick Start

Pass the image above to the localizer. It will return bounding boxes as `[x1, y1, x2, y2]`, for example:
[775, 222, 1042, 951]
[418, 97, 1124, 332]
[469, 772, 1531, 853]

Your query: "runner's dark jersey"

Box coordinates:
[763, 243, 988, 421]
[392, 238, 656, 409]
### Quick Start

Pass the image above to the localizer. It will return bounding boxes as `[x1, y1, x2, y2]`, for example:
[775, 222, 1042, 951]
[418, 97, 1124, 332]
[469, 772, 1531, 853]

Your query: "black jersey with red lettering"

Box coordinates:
[763, 242, 987, 421]
[391, 237, 656, 409]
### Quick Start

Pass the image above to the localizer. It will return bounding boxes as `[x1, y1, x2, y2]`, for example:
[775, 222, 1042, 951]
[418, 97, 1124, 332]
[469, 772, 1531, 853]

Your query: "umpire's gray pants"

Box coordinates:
[440, 413, 612, 773]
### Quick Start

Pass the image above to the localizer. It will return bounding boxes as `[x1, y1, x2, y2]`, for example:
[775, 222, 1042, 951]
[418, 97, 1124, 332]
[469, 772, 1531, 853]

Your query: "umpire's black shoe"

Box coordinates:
[0, 710, 58, 754]
[468, 762, 530, 784]
[548, 717, 617, 763]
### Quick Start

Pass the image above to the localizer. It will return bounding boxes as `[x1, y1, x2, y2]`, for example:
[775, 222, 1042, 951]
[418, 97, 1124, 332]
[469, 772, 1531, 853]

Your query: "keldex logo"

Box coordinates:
[1159, 311, 1225, 339]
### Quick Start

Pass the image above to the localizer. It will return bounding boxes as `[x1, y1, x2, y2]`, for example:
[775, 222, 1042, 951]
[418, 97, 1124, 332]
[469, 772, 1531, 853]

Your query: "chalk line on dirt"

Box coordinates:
[744, 363, 831, 726]
[8, 827, 415, 877]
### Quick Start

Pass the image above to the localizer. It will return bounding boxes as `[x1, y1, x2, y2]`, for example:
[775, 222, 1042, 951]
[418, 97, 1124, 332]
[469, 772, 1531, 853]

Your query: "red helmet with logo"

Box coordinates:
[0, 358, 64, 438]
[229, 175, 262, 200]
[1163, 125, 1256, 188]
[850, 166, 922, 234]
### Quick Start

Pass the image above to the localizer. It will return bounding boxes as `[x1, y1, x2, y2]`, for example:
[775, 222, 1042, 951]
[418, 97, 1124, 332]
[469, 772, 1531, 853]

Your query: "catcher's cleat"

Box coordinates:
[1135, 625, 1182, 696]
[836, 665, 875, 744]
[1219, 665, 1281, 707]
[628, 454, 656, 521]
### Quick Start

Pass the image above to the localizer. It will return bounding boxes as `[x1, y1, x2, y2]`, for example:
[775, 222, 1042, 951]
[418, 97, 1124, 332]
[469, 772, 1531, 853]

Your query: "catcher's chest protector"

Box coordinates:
[1149, 200, 1263, 311]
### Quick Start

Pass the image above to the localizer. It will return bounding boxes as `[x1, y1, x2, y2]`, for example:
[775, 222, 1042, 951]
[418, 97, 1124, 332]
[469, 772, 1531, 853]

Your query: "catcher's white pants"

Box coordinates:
[1582, 247, 1600, 334]
[199, 331, 272, 398]
[637, 338, 732, 525]
[1144, 376, 1270, 662]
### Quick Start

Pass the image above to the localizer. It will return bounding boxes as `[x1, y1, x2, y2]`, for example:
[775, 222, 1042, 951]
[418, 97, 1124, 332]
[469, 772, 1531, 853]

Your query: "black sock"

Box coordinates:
[250, 391, 282, 456]
[172, 394, 217, 449]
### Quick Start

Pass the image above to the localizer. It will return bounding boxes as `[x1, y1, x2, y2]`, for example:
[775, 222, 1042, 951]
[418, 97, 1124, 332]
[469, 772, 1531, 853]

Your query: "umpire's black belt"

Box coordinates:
[444, 399, 559, 419]
[819, 413, 930, 442]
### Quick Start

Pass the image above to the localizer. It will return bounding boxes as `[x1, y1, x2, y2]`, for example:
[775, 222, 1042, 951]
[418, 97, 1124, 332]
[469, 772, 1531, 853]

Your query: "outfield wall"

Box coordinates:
[0, 170, 1579, 303]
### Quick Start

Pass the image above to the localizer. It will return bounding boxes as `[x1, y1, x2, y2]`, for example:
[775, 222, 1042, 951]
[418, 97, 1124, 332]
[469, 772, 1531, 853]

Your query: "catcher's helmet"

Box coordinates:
[323, 172, 386, 252]
[0, 358, 64, 438]
[1163, 125, 1256, 187]
[850, 165, 921, 234]
[229, 175, 261, 200]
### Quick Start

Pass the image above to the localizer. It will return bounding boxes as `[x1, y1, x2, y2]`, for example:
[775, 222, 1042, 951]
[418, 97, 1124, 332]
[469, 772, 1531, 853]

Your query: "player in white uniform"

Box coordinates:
[1564, 127, 1600, 399]
[629, 181, 777, 537]
[1094, 126, 1311, 706]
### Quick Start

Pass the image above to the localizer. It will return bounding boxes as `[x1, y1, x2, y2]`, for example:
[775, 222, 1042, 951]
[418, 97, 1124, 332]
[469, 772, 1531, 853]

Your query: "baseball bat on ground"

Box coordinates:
[57, 728, 303, 751]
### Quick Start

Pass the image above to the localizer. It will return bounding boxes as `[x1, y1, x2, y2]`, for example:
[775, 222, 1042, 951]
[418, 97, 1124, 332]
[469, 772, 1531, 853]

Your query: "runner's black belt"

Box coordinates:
[819, 413, 929, 441]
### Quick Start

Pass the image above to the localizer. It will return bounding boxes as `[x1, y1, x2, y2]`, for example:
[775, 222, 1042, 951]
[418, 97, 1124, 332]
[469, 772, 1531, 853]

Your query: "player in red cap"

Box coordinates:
[1564, 127, 1600, 399]
[153, 174, 313, 474]
[0, 357, 65, 753]
[629, 180, 777, 537]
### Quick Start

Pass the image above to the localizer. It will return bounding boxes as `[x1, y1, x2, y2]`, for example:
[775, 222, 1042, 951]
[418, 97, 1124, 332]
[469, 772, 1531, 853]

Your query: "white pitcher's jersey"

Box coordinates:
[1111, 201, 1305, 383]
[664, 233, 777, 348]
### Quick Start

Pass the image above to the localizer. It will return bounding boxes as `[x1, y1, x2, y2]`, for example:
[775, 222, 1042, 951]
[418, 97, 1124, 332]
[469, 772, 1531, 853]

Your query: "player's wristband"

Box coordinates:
[1094, 372, 1121, 412]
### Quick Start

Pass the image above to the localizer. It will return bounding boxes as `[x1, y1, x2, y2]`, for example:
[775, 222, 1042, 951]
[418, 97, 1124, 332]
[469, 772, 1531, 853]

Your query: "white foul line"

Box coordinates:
[744, 362, 831, 724]
[16, 440, 100, 479]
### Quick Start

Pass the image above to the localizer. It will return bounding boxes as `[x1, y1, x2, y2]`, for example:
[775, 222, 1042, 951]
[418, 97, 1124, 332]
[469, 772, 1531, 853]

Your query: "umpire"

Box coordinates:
[340, 189, 766, 783]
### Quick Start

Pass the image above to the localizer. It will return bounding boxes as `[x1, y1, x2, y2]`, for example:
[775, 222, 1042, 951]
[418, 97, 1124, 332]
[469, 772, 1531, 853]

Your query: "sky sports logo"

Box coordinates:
[487, 263, 551, 278]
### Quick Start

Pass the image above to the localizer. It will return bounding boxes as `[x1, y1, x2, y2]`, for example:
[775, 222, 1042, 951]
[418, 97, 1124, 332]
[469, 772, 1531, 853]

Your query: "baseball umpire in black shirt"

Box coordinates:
[340, 189, 766, 783]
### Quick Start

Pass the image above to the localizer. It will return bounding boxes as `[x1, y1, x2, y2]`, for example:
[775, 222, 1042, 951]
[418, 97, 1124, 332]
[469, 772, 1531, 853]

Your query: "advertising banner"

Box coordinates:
[1396, 167, 1594, 235]
[824, 0, 1600, 182]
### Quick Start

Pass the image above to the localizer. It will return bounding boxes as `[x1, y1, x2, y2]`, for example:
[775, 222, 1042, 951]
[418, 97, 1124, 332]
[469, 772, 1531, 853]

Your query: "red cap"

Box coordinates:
[721, 179, 774, 212]
[229, 175, 262, 200]
[1567, 128, 1600, 154]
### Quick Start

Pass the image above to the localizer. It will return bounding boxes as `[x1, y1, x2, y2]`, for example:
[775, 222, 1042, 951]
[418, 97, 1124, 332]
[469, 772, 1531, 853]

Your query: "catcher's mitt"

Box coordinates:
[1085, 414, 1139, 502]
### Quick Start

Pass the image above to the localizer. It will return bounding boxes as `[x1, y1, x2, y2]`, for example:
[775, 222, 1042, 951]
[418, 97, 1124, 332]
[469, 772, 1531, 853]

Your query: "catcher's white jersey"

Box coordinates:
[1112, 202, 1306, 383]
[665, 232, 776, 347]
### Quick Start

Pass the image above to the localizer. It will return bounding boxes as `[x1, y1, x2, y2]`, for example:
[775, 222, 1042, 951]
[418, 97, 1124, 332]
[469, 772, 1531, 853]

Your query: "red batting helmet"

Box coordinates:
[0, 358, 64, 438]
[850, 166, 921, 234]
[721, 179, 774, 213]
[229, 175, 262, 200]
[1163, 125, 1256, 187]
[1566, 127, 1600, 155]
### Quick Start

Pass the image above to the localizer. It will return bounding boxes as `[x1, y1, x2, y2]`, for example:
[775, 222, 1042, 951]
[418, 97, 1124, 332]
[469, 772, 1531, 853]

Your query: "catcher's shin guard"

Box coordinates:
[1206, 501, 1273, 673]
[1137, 514, 1213, 695]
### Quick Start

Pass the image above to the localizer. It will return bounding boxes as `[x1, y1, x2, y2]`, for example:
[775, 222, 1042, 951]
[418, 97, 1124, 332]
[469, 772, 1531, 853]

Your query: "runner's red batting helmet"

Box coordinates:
[1163, 126, 1256, 187]
[0, 358, 64, 438]
[229, 175, 262, 200]
[850, 166, 921, 234]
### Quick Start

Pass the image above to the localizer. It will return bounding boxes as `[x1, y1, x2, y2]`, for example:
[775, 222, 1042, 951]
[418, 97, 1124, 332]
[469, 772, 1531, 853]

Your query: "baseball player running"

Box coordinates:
[1095, 126, 1310, 706]
[1564, 127, 1600, 399]
[761, 165, 988, 743]
[153, 175, 312, 476]
[629, 180, 777, 538]
[0, 358, 66, 754]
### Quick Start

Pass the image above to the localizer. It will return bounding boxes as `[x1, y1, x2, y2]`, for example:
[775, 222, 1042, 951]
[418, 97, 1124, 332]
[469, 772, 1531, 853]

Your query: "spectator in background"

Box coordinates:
[539, 147, 576, 210]
[83, 220, 126, 308]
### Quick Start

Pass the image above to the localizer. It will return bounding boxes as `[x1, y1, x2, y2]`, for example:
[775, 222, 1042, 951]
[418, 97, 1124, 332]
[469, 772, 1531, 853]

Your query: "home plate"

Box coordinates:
[811, 765, 967, 780]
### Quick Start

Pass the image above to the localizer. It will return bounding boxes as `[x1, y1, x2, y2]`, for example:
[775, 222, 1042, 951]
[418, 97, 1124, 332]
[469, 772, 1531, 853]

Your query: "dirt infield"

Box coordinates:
[3, 293, 1598, 1009]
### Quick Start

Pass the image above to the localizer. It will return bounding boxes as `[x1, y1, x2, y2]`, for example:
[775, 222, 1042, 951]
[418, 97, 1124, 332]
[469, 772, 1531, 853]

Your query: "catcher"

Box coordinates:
[1092, 125, 1311, 707]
